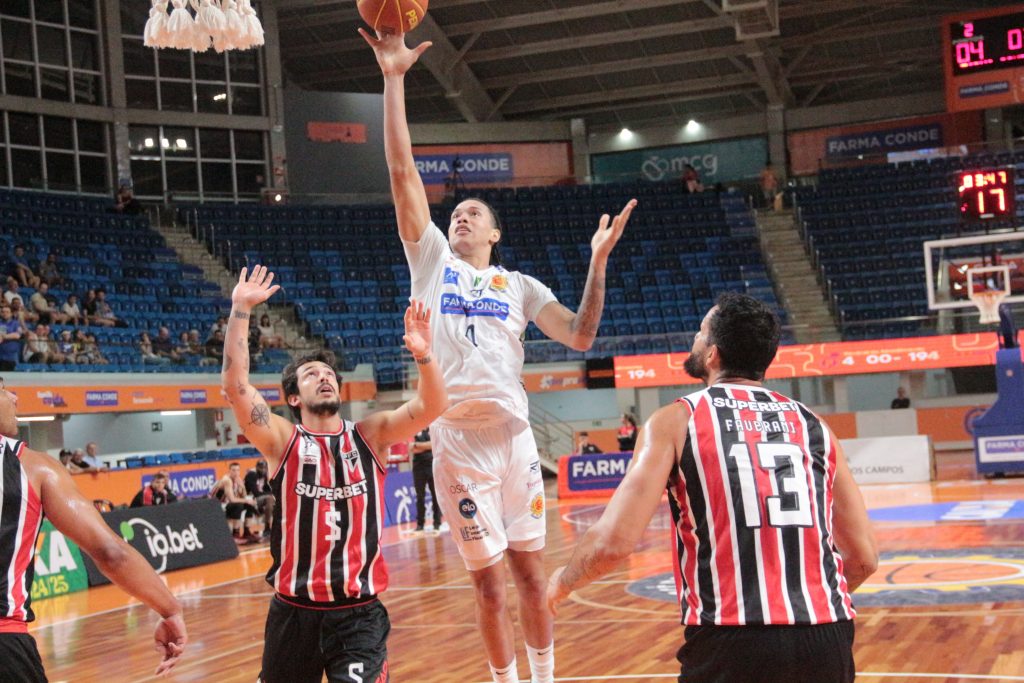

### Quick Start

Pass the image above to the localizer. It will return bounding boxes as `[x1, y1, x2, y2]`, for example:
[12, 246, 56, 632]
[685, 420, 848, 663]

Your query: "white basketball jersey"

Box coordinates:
[403, 223, 557, 430]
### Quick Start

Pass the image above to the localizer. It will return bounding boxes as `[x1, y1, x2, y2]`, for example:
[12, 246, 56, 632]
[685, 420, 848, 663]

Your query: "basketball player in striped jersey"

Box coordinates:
[549, 293, 878, 683]
[221, 265, 447, 683]
[0, 378, 187, 682]
[361, 30, 635, 683]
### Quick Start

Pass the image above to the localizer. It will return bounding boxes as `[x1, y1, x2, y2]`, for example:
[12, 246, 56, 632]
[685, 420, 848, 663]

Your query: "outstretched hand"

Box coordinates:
[358, 28, 432, 77]
[153, 612, 187, 676]
[591, 199, 637, 262]
[231, 265, 280, 309]
[403, 299, 432, 359]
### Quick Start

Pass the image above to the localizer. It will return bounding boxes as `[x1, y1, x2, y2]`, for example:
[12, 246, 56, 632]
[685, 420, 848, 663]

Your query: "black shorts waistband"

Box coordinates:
[274, 593, 379, 611]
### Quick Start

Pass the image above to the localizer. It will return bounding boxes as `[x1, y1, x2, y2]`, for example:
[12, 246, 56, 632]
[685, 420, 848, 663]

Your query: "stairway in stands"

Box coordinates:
[756, 209, 841, 343]
[153, 212, 310, 353]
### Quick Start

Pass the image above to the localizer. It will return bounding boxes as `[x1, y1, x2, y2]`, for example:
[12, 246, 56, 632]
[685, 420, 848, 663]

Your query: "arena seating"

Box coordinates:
[185, 180, 784, 383]
[0, 188, 291, 373]
[119, 445, 260, 469]
[796, 150, 1024, 340]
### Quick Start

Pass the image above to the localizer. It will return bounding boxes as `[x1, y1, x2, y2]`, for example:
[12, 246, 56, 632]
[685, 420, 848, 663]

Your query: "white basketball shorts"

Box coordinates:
[430, 420, 546, 570]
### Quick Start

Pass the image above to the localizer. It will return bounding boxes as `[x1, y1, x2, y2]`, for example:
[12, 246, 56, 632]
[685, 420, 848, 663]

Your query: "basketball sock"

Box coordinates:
[489, 657, 518, 683]
[526, 642, 554, 683]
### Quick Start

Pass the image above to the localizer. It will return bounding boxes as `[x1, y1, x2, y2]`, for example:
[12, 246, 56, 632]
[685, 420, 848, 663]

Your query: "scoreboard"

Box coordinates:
[944, 5, 1024, 112]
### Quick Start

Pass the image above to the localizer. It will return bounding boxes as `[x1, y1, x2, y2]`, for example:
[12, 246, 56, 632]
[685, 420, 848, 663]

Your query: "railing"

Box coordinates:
[527, 401, 576, 473]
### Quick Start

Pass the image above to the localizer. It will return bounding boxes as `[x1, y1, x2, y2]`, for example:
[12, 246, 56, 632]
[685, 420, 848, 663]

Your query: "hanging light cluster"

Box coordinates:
[143, 0, 264, 52]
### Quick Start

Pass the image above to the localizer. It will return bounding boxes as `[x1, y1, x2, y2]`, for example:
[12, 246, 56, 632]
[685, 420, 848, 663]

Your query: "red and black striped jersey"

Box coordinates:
[0, 435, 43, 629]
[266, 421, 388, 605]
[669, 384, 856, 627]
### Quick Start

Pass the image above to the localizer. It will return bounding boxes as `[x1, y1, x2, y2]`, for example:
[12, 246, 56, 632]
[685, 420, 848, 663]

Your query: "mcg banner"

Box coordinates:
[590, 137, 767, 185]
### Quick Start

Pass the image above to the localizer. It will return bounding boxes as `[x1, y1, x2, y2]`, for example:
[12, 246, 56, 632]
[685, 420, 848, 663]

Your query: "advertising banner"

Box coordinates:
[142, 468, 219, 500]
[82, 499, 239, 585]
[614, 332, 1023, 389]
[383, 468, 417, 528]
[412, 142, 573, 199]
[557, 452, 634, 499]
[590, 137, 767, 185]
[842, 435, 934, 484]
[824, 124, 943, 161]
[30, 520, 90, 602]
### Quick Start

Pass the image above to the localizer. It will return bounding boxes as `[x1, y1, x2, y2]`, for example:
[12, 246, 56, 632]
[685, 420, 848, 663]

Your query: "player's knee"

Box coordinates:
[470, 573, 508, 610]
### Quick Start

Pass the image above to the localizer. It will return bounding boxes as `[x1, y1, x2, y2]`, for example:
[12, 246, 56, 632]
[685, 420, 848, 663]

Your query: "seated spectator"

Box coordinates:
[131, 472, 178, 507]
[56, 329, 79, 362]
[3, 277, 23, 307]
[244, 459, 275, 539]
[210, 462, 261, 543]
[29, 283, 66, 325]
[258, 313, 286, 349]
[22, 323, 65, 365]
[616, 413, 638, 452]
[67, 448, 103, 474]
[248, 319, 262, 357]
[82, 288, 99, 323]
[0, 304, 21, 372]
[139, 331, 170, 365]
[76, 331, 108, 365]
[151, 326, 182, 364]
[576, 431, 603, 455]
[208, 316, 227, 341]
[92, 288, 119, 327]
[202, 328, 225, 366]
[187, 329, 203, 355]
[83, 442, 108, 470]
[61, 293, 83, 326]
[8, 245, 40, 289]
[58, 449, 73, 469]
[9, 297, 37, 326]
[38, 253, 62, 287]
[682, 164, 704, 193]
[114, 185, 143, 215]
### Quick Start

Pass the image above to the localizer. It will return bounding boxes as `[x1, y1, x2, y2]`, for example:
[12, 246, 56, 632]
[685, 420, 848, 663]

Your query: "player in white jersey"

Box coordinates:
[362, 29, 636, 683]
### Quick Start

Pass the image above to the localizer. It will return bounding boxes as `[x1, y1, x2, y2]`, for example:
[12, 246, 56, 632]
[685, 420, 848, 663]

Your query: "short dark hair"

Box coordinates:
[152, 472, 168, 482]
[229, 462, 240, 469]
[281, 350, 341, 420]
[707, 293, 781, 381]
[467, 197, 504, 266]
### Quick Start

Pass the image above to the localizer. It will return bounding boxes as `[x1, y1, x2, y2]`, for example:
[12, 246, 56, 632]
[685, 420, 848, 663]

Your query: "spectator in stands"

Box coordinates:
[77, 330, 108, 365]
[83, 442, 109, 470]
[174, 331, 199, 364]
[8, 245, 41, 289]
[152, 326, 182, 364]
[187, 329, 204, 356]
[38, 253, 62, 287]
[682, 164, 704, 194]
[202, 328, 225, 366]
[760, 162, 779, 210]
[211, 462, 261, 543]
[58, 449, 73, 469]
[22, 323, 65, 365]
[891, 387, 911, 410]
[61, 293, 83, 326]
[93, 288, 120, 327]
[68, 448, 104, 474]
[3, 277, 23, 307]
[131, 472, 178, 507]
[82, 288, 99, 323]
[114, 185, 143, 215]
[56, 329, 78, 362]
[29, 283, 65, 325]
[616, 414, 638, 452]
[9, 297, 37, 326]
[0, 304, 21, 372]
[139, 331, 170, 365]
[257, 313, 286, 349]
[243, 459, 275, 540]
[576, 432, 603, 455]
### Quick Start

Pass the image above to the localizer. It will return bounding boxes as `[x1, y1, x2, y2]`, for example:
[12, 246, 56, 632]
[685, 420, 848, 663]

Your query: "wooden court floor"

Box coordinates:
[30, 450, 1024, 682]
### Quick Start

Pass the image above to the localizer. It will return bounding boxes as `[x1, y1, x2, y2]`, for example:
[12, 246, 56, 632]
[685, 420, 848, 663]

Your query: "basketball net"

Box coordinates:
[970, 290, 1006, 324]
[143, 0, 264, 53]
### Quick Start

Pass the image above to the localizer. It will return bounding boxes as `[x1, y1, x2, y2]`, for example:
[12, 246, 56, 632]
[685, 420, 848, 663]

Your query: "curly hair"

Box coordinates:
[706, 293, 781, 381]
[281, 350, 341, 420]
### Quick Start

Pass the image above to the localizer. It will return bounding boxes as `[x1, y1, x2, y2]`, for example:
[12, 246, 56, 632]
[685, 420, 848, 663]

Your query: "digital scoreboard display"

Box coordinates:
[957, 168, 1015, 221]
[944, 5, 1024, 112]
[950, 11, 1024, 74]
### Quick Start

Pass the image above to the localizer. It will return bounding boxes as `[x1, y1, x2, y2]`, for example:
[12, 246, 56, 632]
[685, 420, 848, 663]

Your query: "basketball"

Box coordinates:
[357, 0, 428, 35]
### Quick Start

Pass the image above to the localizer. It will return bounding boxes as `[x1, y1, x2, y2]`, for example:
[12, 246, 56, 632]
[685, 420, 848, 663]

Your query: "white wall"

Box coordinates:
[62, 411, 206, 462]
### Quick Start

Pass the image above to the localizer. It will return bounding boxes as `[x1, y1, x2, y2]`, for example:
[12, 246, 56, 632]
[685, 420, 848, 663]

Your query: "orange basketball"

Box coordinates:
[357, 0, 428, 35]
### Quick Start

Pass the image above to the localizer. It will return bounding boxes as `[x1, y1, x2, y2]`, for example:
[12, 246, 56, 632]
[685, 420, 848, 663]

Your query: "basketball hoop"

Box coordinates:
[970, 289, 1007, 324]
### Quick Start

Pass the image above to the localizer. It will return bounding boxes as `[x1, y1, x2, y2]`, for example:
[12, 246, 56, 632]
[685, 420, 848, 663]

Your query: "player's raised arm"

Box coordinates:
[534, 199, 637, 351]
[360, 29, 433, 243]
[221, 265, 293, 468]
[359, 299, 448, 453]
[24, 450, 187, 676]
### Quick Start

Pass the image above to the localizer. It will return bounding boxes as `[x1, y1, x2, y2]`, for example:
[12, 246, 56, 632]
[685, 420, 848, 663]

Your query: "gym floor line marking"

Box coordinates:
[470, 673, 1024, 683]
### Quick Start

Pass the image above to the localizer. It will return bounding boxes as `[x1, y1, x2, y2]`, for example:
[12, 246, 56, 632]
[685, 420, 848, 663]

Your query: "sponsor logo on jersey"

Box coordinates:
[299, 435, 320, 465]
[489, 274, 508, 292]
[459, 498, 478, 519]
[449, 482, 479, 494]
[444, 267, 460, 286]
[529, 493, 544, 519]
[529, 460, 540, 473]
[460, 525, 490, 542]
[710, 396, 797, 412]
[294, 480, 368, 502]
[440, 293, 510, 320]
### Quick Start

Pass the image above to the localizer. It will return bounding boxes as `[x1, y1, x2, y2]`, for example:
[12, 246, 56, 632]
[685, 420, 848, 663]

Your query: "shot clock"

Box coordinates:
[957, 168, 1015, 222]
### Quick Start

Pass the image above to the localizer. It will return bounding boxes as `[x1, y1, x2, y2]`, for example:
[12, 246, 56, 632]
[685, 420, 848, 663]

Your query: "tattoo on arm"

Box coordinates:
[250, 404, 270, 427]
[233, 311, 250, 320]
[570, 271, 606, 339]
[560, 548, 606, 593]
[223, 354, 233, 372]
[236, 381, 247, 397]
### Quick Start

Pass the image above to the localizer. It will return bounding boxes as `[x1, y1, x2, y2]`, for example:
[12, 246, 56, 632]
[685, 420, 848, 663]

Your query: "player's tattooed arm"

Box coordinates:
[569, 270, 606, 341]
[250, 404, 270, 428]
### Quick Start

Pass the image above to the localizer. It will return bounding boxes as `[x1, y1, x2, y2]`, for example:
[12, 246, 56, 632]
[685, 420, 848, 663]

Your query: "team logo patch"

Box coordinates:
[444, 267, 460, 286]
[299, 436, 320, 466]
[489, 274, 508, 292]
[529, 493, 544, 519]
[459, 498, 478, 519]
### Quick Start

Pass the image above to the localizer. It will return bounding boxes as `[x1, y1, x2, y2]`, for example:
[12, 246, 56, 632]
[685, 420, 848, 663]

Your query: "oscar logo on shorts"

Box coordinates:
[529, 493, 544, 519]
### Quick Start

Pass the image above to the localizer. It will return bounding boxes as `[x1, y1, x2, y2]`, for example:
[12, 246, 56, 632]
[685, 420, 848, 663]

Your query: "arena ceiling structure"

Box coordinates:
[275, 0, 1016, 133]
